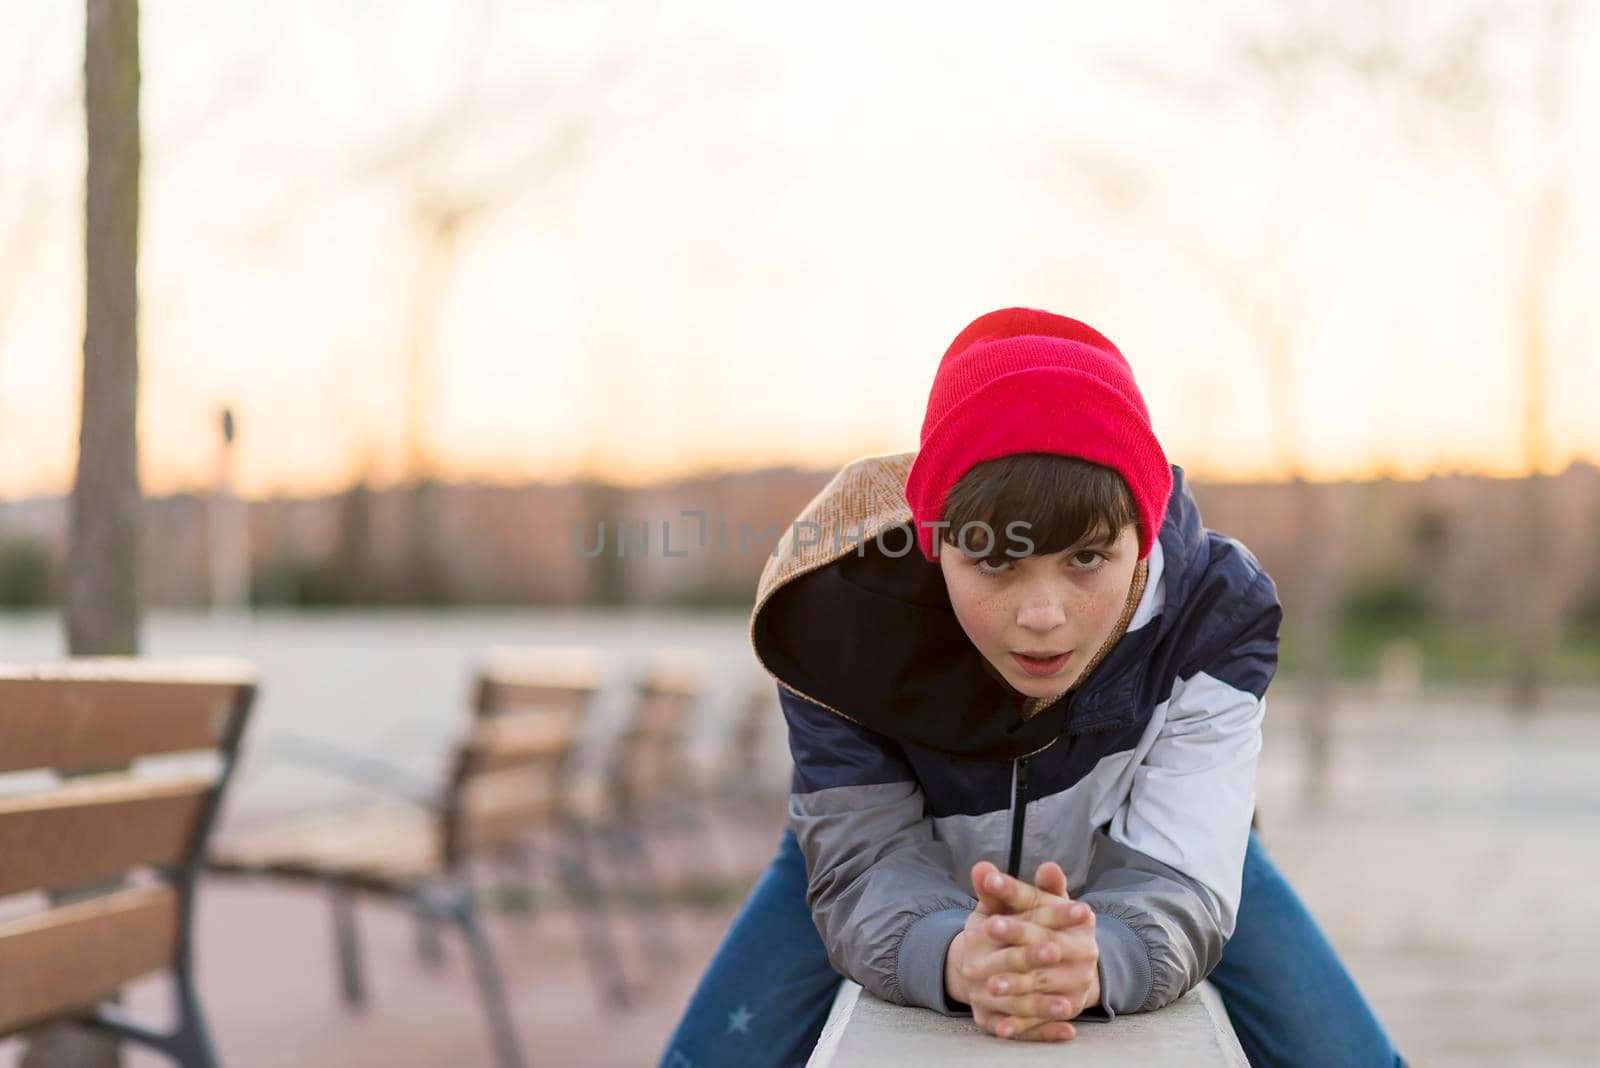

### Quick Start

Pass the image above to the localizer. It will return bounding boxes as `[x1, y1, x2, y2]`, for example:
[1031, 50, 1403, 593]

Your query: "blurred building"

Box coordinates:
[0, 461, 1596, 617]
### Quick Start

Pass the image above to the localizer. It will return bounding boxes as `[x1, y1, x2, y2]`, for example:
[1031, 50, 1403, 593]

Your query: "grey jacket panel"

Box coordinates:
[899, 908, 971, 1013]
[930, 728, 1153, 886]
[787, 781, 977, 1013]
[1087, 912, 1151, 1021]
[1075, 828, 1230, 1014]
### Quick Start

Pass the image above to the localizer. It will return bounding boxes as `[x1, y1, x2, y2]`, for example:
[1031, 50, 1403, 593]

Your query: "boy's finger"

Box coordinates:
[971, 934, 1095, 977]
[1016, 898, 1094, 931]
[983, 896, 1090, 935]
[1033, 860, 1069, 898]
[989, 991, 1083, 1024]
[970, 861, 1009, 913]
[982, 914, 1057, 947]
[1012, 1018, 1077, 1043]
[983, 963, 1092, 999]
[962, 941, 1047, 981]
[985, 1011, 1039, 1040]
[993, 940, 1061, 975]
[987, 1012, 1075, 1042]
[976, 862, 1079, 923]
[980, 868, 1048, 913]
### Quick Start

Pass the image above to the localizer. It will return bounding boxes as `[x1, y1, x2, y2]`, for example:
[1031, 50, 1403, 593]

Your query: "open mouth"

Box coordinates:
[1010, 651, 1071, 677]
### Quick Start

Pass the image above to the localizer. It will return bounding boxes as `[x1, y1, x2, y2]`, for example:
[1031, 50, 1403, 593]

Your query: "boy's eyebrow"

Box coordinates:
[985, 526, 1122, 556]
[1072, 530, 1120, 551]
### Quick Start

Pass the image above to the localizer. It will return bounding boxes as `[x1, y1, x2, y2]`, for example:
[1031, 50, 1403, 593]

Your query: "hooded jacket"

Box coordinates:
[748, 451, 1282, 1019]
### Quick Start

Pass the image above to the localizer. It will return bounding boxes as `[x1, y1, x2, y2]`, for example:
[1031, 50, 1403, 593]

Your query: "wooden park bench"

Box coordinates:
[601, 649, 705, 826]
[205, 646, 608, 1068]
[564, 649, 708, 974]
[0, 658, 257, 1068]
[441, 645, 714, 1008]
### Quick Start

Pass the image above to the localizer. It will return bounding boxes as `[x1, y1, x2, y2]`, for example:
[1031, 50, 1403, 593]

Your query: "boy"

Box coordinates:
[660, 308, 1406, 1065]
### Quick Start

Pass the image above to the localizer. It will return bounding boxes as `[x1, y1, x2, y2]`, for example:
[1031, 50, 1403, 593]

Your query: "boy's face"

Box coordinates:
[937, 520, 1141, 700]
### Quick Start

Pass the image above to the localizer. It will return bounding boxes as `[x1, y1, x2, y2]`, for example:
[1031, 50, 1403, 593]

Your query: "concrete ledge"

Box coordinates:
[808, 979, 1248, 1067]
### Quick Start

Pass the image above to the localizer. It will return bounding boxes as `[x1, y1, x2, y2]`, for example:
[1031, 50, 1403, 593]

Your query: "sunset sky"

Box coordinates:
[0, 0, 1595, 499]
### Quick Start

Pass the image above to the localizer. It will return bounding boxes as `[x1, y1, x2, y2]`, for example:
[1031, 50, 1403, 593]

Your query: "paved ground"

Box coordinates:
[1250, 689, 1600, 1068]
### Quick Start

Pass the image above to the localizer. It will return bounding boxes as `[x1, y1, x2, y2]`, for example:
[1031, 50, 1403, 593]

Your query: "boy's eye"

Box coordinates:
[974, 551, 1106, 575]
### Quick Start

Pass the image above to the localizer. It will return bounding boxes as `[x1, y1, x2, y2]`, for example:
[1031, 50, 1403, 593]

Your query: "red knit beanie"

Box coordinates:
[903, 307, 1172, 563]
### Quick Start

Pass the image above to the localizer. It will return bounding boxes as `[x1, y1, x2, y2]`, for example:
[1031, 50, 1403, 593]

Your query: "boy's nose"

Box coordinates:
[1015, 595, 1067, 632]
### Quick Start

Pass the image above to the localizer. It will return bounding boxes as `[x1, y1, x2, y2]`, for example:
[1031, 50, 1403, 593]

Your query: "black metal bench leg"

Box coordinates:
[326, 878, 367, 1009]
[501, 842, 539, 920]
[83, 993, 218, 1068]
[173, 969, 223, 1068]
[557, 821, 633, 1009]
[451, 900, 527, 1068]
[604, 815, 680, 969]
[415, 905, 447, 971]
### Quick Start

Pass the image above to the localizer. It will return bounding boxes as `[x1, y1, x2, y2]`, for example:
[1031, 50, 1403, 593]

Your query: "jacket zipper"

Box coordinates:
[1006, 755, 1030, 878]
[1002, 686, 1130, 878]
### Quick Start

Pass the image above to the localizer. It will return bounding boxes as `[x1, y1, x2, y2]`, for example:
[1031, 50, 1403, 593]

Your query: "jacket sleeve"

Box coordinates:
[1076, 569, 1282, 1018]
[779, 685, 978, 1015]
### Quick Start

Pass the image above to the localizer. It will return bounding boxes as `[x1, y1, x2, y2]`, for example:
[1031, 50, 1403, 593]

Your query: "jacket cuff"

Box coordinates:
[1089, 909, 1152, 1018]
[896, 907, 972, 1015]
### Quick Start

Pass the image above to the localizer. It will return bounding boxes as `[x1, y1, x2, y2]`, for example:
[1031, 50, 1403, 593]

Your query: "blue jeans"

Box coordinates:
[660, 826, 1406, 1068]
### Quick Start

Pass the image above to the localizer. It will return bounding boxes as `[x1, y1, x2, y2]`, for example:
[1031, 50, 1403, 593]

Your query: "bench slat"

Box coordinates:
[475, 679, 597, 719]
[475, 646, 605, 714]
[0, 675, 247, 773]
[465, 708, 581, 772]
[0, 776, 213, 896]
[209, 805, 440, 891]
[458, 767, 558, 852]
[0, 885, 179, 1034]
[636, 658, 703, 700]
[612, 682, 698, 805]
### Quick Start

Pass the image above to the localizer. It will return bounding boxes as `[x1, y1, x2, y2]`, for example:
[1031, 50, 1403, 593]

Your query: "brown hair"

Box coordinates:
[939, 453, 1138, 560]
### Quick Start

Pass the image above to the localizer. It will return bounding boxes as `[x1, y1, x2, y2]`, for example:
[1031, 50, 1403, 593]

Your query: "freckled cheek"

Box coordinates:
[953, 591, 1009, 644]
[1059, 588, 1103, 621]
[1056, 589, 1085, 613]
[1082, 589, 1125, 630]
[945, 581, 1007, 648]
[972, 596, 1013, 640]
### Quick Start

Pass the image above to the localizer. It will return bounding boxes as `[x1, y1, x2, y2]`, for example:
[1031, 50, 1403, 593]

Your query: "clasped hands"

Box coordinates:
[942, 859, 1100, 1043]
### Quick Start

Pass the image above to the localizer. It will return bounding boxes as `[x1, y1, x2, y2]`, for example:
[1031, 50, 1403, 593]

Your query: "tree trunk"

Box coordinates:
[65, 0, 142, 660]
[1293, 476, 1339, 812]
[26, 3, 143, 1066]
[1506, 180, 1564, 717]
